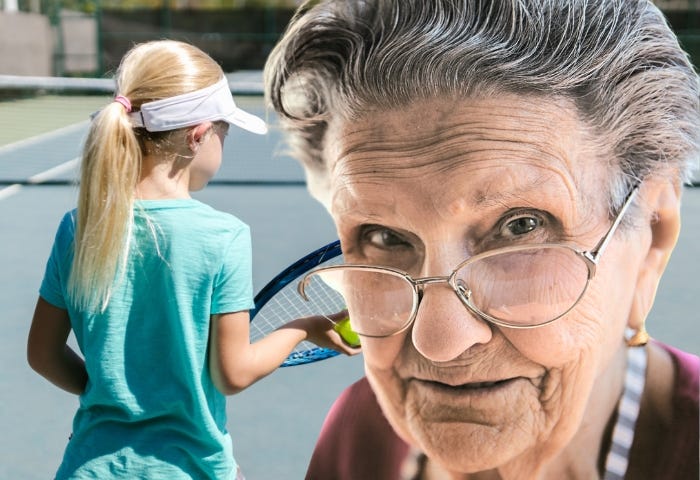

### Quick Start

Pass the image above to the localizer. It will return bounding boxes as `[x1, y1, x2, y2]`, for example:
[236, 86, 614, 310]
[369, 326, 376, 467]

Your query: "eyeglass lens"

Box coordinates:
[304, 245, 590, 337]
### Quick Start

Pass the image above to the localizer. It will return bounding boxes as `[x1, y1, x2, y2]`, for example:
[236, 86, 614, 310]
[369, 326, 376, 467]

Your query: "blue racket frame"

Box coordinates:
[250, 240, 344, 367]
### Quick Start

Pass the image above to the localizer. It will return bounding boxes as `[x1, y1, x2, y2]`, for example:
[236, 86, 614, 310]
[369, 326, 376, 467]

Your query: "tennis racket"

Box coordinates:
[249, 240, 357, 367]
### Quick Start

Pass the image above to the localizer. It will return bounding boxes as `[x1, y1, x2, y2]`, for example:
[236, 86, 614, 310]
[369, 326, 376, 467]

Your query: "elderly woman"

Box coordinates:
[264, 0, 699, 479]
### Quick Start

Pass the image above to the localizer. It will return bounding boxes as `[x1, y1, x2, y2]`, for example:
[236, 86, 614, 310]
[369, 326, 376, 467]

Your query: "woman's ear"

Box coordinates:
[628, 176, 682, 331]
[187, 122, 214, 152]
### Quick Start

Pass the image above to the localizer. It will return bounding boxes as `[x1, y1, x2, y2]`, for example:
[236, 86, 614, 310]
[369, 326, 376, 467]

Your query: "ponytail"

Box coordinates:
[68, 99, 141, 311]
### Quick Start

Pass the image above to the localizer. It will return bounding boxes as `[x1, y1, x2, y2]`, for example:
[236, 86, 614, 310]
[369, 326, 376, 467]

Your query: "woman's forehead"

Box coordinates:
[330, 95, 585, 160]
[325, 95, 602, 201]
[322, 97, 613, 333]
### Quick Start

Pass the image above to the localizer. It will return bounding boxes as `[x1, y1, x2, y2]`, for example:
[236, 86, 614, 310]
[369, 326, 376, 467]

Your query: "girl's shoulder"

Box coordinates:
[185, 200, 250, 233]
[51, 209, 78, 243]
[135, 200, 250, 246]
[136, 199, 248, 227]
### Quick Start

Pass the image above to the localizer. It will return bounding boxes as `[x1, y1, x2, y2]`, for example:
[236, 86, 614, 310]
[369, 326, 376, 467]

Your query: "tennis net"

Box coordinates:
[0, 72, 308, 188]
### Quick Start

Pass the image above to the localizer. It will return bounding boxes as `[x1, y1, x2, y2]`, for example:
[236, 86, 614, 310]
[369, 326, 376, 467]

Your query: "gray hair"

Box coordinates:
[264, 0, 700, 211]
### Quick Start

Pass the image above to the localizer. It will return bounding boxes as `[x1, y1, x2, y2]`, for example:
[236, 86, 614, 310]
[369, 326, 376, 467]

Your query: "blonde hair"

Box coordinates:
[69, 40, 224, 311]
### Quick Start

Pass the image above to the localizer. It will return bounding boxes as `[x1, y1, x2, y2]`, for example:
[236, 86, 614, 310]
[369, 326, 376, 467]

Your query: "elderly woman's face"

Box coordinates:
[323, 95, 647, 472]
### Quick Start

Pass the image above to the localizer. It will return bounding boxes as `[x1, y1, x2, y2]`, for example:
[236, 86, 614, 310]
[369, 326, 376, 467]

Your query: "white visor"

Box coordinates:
[128, 76, 267, 134]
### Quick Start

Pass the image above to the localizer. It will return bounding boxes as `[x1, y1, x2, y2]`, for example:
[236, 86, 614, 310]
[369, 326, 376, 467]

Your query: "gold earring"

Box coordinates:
[627, 324, 650, 347]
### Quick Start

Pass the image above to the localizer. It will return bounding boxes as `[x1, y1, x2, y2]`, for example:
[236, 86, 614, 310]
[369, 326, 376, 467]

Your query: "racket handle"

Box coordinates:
[333, 317, 361, 348]
[281, 348, 339, 367]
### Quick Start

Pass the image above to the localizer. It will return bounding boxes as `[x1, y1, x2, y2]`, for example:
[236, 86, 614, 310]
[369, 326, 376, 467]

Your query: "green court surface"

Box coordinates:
[0, 95, 110, 146]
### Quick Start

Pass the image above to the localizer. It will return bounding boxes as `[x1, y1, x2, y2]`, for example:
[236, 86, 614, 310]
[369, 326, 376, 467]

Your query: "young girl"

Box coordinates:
[26, 40, 357, 480]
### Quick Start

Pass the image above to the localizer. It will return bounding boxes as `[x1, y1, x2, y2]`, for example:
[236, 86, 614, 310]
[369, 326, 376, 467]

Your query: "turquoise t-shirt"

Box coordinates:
[39, 199, 254, 479]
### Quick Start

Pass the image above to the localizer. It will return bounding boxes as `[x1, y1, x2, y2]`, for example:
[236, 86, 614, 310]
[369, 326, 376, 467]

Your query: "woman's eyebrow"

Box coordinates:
[470, 185, 544, 209]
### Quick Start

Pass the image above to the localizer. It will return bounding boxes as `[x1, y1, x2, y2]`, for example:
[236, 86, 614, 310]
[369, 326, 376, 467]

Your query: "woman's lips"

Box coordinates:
[409, 376, 528, 408]
[416, 377, 519, 392]
[406, 377, 529, 423]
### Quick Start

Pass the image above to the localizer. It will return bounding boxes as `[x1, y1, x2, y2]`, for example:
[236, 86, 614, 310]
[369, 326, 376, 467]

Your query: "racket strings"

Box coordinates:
[251, 258, 345, 354]
[250, 244, 347, 366]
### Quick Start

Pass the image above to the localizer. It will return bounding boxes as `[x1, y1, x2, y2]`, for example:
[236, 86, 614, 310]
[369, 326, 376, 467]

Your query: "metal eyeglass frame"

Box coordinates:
[299, 184, 640, 336]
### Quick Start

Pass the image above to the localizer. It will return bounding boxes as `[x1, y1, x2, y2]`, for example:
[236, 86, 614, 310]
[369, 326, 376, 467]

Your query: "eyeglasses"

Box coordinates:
[299, 185, 640, 337]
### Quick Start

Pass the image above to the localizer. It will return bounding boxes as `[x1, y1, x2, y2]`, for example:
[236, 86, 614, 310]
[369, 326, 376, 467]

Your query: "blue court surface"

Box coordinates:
[1, 89, 698, 479]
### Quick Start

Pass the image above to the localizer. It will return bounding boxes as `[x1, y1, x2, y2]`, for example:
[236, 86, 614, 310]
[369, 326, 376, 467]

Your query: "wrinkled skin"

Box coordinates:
[314, 94, 677, 479]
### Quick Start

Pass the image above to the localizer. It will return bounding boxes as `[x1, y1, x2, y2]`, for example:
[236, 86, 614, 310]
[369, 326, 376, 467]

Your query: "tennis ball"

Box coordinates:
[333, 317, 361, 347]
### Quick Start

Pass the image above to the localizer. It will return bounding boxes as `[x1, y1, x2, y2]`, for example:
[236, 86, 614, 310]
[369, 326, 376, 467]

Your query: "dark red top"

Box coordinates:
[306, 342, 699, 480]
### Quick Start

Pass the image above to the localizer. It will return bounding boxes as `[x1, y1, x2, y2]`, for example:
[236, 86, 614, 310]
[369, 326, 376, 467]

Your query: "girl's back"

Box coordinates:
[42, 200, 252, 478]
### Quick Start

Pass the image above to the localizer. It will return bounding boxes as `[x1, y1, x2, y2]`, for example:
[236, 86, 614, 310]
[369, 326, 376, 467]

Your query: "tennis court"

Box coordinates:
[1, 75, 698, 479]
[0, 75, 366, 480]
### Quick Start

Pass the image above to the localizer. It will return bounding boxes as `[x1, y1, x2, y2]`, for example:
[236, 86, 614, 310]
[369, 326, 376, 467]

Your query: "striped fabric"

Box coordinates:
[603, 346, 648, 480]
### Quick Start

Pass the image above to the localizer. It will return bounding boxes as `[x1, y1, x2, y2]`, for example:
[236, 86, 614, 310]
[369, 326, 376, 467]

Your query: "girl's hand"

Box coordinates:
[210, 309, 360, 396]
[299, 310, 362, 355]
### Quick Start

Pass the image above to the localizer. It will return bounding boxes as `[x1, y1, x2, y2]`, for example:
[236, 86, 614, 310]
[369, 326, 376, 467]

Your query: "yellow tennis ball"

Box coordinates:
[333, 317, 361, 347]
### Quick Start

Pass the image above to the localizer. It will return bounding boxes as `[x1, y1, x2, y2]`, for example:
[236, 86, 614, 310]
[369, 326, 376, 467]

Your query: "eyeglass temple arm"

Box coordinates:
[584, 184, 640, 264]
[297, 276, 311, 301]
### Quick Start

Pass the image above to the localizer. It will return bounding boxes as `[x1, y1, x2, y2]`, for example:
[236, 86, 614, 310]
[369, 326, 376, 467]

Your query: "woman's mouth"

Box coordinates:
[410, 377, 525, 402]
[457, 379, 511, 389]
[406, 377, 532, 422]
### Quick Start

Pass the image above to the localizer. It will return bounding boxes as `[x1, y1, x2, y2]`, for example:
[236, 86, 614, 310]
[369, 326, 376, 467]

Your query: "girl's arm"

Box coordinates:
[27, 297, 88, 395]
[209, 311, 359, 395]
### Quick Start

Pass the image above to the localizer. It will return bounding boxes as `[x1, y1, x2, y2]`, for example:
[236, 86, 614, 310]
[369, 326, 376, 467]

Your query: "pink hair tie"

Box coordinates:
[114, 95, 132, 113]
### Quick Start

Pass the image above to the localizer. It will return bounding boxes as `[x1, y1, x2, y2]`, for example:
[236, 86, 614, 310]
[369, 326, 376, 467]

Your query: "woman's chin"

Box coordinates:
[409, 420, 533, 474]
[401, 378, 546, 472]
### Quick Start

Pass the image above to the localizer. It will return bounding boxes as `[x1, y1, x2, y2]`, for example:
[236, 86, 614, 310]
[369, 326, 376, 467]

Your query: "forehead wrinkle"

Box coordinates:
[330, 177, 410, 235]
[332, 115, 578, 180]
[469, 173, 577, 211]
[326, 94, 594, 221]
[332, 142, 575, 188]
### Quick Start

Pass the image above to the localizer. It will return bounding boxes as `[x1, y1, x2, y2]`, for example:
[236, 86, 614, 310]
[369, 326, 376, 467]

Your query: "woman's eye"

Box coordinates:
[356, 226, 419, 270]
[364, 227, 409, 249]
[500, 213, 544, 238]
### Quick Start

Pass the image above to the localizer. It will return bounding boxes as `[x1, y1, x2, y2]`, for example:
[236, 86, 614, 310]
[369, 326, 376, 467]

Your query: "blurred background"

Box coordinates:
[1, 0, 306, 78]
[0, 0, 697, 80]
[0, 1, 698, 479]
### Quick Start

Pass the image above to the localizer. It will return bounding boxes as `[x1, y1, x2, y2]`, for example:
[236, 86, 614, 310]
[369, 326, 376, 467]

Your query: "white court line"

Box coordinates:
[0, 121, 88, 156]
[0, 183, 22, 201]
[27, 157, 80, 183]
[0, 120, 87, 201]
[0, 157, 79, 201]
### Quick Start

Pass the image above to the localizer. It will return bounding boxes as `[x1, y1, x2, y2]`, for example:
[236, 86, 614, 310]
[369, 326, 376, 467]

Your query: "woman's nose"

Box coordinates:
[411, 283, 492, 362]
